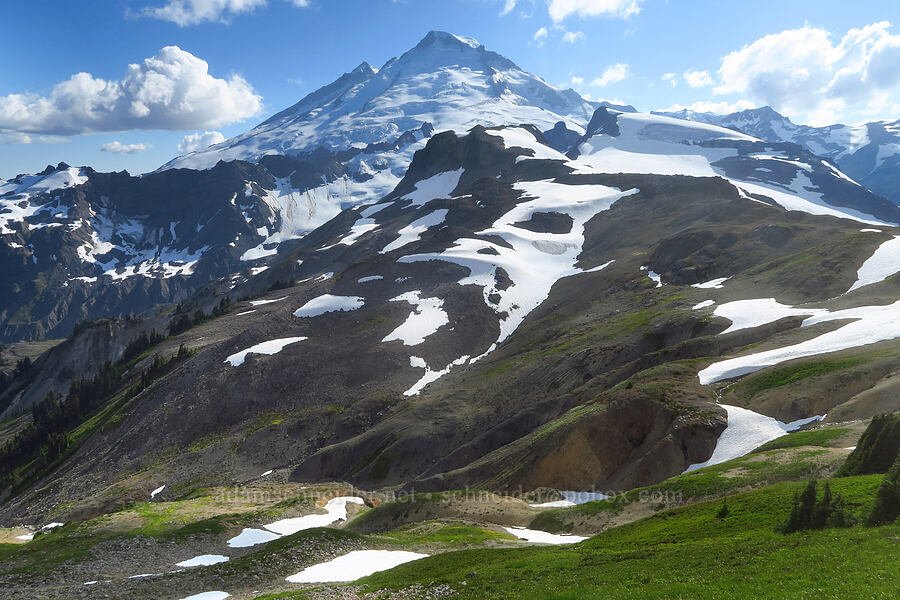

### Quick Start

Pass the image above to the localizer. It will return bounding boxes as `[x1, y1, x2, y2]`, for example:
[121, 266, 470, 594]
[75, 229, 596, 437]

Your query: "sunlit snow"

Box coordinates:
[847, 235, 900, 292]
[176, 555, 229, 568]
[263, 497, 365, 536]
[293, 295, 364, 318]
[224, 337, 307, 367]
[504, 526, 587, 545]
[382, 291, 449, 345]
[285, 550, 428, 583]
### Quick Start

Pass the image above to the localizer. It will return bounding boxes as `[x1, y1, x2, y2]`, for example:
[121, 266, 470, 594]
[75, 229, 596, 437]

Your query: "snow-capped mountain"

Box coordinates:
[655, 106, 900, 205]
[160, 30, 595, 206]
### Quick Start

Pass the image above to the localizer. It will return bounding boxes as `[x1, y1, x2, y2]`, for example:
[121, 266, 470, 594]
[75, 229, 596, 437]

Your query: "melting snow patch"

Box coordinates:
[560, 491, 610, 504]
[129, 573, 161, 579]
[285, 550, 428, 583]
[400, 169, 464, 207]
[177, 593, 231, 600]
[504, 527, 587, 545]
[529, 500, 576, 508]
[41, 522, 64, 530]
[235, 310, 256, 316]
[150, 486, 165, 499]
[693, 300, 715, 310]
[713, 298, 827, 334]
[699, 300, 900, 384]
[15, 533, 34, 541]
[336, 218, 378, 246]
[249, 297, 287, 306]
[685, 406, 825, 471]
[860, 228, 882, 233]
[293, 295, 364, 318]
[261, 469, 273, 477]
[227, 528, 280, 548]
[692, 277, 730, 289]
[264, 497, 364, 536]
[381, 209, 449, 253]
[358, 275, 383, 283]
[224, 337, 307, 367]
[641, 266, 663, 287]
[176, 555, 230, 568]
[847, 235, 900, 292]
[382, 291, 449, 345]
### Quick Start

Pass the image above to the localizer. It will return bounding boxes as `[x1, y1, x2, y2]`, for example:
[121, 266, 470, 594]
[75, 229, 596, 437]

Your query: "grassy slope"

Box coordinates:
[356, 476, 897, 600]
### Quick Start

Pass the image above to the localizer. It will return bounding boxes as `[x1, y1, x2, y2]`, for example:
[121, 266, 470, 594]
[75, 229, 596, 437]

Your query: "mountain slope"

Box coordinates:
[655, 106, 900, 206]
[4, 111, 900, 526]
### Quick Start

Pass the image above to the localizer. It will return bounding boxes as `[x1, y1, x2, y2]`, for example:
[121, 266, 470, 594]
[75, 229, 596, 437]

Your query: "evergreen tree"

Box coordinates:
[867, 451, 900, 526]
[812, 482, 833, 529]
[716, 499, 730, 520]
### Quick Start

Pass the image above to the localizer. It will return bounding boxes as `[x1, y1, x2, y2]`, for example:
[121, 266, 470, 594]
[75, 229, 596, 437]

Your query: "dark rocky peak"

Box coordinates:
[542, 121, 582, 152]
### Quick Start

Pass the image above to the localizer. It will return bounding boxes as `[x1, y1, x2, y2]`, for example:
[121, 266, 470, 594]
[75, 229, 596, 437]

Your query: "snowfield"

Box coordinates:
[382, 291, 449, 345]
[847, 235, 900, 292]
[504, 526, 587, 545]
[685, 405, 825, 472]
[293, 294, 364, 318]
[224, 337, 307, 367]
[226, 528, 280, 548]
[713, 298, 826, 334]
[263, 497, 365, 536]
[699, 300, 900, 384]
[285, 550, 429, 583]
[381, 209, 449, 253]
[175, 555, 229, 568]
[397, 179, 634, 394]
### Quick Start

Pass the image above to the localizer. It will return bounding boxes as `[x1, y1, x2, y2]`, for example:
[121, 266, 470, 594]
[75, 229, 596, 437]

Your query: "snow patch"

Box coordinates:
[176, 555, 230, 568]
[847, 235, 900, 292]
[285, 550, 428, 583]
[381, 209, 449, 253]
[504, 526, 587, 545]
[293, 295, 364, 318]
[382, 291, 449, 345]
[264, 497, 365, 536]
[224, 337, 307, 367]
[226, 528, 280, 548]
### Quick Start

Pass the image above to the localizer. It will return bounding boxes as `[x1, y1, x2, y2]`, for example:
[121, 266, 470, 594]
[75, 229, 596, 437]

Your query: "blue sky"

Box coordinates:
[2, 0, 898, 178]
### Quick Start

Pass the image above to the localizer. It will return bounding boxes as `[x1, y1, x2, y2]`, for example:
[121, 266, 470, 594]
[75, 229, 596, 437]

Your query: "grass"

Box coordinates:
[529, 444, 846, 531]
[752, 428, 850, 453]
[357, 476, 897, 600]
[731, 357, 873, 398]
[378, 522, 515, 546]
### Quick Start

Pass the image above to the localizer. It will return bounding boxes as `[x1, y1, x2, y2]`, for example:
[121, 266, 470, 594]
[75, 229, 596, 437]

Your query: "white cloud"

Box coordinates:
[100, 141, 150, 154]
[178, 130, 226, 154]
[533, 26, 548, 44]
[0, 46, 262, 137]
[661, 72, 677, 87]
[0, 130, 68, 145]
[562, 30, 585, 43]
[570, 75, 585, 85]
[657, 100, 757, 115]
[683, 69, 714, 88]
[500, 0, 517, 15]
[714, 21, 900, 125]
[591, 63, 629, 86]
[548, 0, 643, 22]
[141, 0, 309, 26]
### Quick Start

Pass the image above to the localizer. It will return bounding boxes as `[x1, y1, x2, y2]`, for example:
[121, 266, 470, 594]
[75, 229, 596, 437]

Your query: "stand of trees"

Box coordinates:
[169, 298, 232, 336]
[780, 480, 854, 533]
[0, 334, 190, 489]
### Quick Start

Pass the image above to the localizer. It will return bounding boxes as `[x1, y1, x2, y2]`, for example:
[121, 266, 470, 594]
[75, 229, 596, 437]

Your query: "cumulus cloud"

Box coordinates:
[714, 21, 900, 124]
[500, 0, 517, 15]
[661, 72, 677, 87]
[178, 130, 226, 154]
[562, 30, 585, 43]
[533, 27, 548, 45]
[548, 0, 643, 22]
[683, 69, 714, 88]
[570, 75, 585, 85]
[101, 141, 150, 154]
[657, 100, 756, 115]
[0, 46, 262, 137]
[591, 63, 629, 87]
